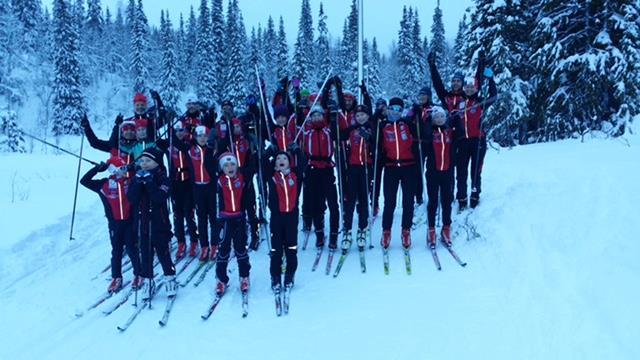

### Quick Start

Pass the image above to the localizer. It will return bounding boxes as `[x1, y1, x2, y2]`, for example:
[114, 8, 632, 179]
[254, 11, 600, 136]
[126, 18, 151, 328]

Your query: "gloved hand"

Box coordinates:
[279, 76, 289, 90]
[150, 89, 161, 102]
[484, 68, 494, 79]
[287, 142, 300, 152]
[358, 80, 367, 93]
[333, 76, 343, 88]
[291, 77, 301, 89]
[478, 49, 486, 62]
[427, 51, 436, 65]
[135, 170, 152, 183]
[115, 114, 124, 126]
[81, 113, 90, 129]
[96, 161, 109, 172]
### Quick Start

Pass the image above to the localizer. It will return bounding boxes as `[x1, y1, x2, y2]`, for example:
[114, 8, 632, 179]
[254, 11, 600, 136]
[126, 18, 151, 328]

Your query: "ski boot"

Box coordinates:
[215, 279, 227, 296]
[140, 278, 156, 301]
[131, 275, 144, 290]
[271, 277, 282, 293]
[458, 197, 468, 212]
[428, 227, 437, 249]
[441, 225, 452, 247]
[188, 242, 198, 257]
[401, 228, 411, 249]
[341, 231, 352, 253]
[107, 277, 123, 294]
[240, 277, 250, 292]
[176, 242, 187, 259]
[283, 274, 295, 289]
[356, 229, 366, 250]
[470, 192, 480, 209]
[328, 232, 339, 250]
[164, 275, 177, 297]
[381, 230, 391, 249]
[199, 246, 210, 262]
[315, 231, 325, 249]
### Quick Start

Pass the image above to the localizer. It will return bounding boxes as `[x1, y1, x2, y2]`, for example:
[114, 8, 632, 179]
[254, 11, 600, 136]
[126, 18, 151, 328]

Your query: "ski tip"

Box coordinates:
[461, 262, 468, 267]
[116, 326, 126, 332]
[242, 312, 248, 318]
[74, 312, 84, 318]
[159, 321, 166, 327]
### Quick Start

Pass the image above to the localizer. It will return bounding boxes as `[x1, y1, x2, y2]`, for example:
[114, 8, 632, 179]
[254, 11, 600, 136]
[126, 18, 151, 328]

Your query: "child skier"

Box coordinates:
[214, 152, 254, 296]
[264, 143, 306, 291]
[424, 107, 455, 248]
[127, 148, 176, 300]
[341, 104, 374, 250]
[80, 156, 142, 293]
[378, 97, 418, 250]
[172, 125, 220, 261]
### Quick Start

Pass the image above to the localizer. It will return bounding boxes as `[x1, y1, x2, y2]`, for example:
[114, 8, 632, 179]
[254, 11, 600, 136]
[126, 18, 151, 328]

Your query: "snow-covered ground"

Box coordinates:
[0, 134, 638, 359]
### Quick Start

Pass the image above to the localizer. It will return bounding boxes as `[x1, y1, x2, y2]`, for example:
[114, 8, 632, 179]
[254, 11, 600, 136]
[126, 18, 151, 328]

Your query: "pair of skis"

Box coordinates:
[429, 242, 467, 271]
[74, 280, 132, 317]
[201, 288, 249, 320]
[273, 284, 291, 316]
[333, 246, 367, 277]
[310, 247, 336, 275]
[382, 247, 412, 275]
[116, 280, 168, 332]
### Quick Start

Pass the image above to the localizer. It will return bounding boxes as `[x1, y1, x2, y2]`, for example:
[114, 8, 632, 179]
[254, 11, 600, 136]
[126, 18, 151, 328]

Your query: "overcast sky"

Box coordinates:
[45, 0, 474, 53]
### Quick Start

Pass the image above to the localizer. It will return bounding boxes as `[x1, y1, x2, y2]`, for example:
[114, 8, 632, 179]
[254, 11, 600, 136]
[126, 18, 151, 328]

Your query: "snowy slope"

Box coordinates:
[0, 135, 639, 360]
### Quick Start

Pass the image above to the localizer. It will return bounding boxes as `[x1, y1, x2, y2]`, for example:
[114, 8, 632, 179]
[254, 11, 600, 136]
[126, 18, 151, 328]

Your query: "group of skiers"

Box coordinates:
[80, 49, 497, 307]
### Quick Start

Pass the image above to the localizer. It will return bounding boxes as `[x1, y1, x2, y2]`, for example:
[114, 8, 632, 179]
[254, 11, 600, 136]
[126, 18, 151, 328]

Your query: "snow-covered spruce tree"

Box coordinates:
[412, 9, 427, 92]
[103, 6, 128, 77]
[174, 13, 187, 90]
[263, 16, 277, 92]
[276, 16, 289, 81]
[530, 0, 640, 140]
[314, 2, 331, 87]
[160, 10, 179, 110]
[430, 2, 449, 88]
[0, 0, 25, 107]
[367, 37, 382, 99]
[184, 6, 198, 90]
[83, 0, 104, 83]
[292, 0, 314, 87]
[0, 111, 25, 153]
[211, 0, 225, 102]
[129, 0, 149, 93]
[453, 14, 468, 70]
[339, 0, 358, 91]
[52, 0, 85, 136]
[397, 6, 416, 101]
[247, 26, 264, 94]
[11, 0, 41, 50]
[195, 0, 216, 105]
[223, 0, 247, 107]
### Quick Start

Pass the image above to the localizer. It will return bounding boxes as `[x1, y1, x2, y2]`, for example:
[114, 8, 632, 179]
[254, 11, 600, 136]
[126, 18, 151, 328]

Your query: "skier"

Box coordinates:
[341, 104, 373, 250]
[424, 106, 455, 247]
[451, 70, 497, 209]
[127, 148, 177, 300]
[215, 99, 235, 141]
[378, 97, 418, 250]
[80, 156, 143, 293]
[411, 86, 435, 208]
[172, 125, 221, 261]
[301, 105, 340, 251]
[263, 143, 306, 291]
[227, 117, 261, 250]
[428, 50, 485, 112]
[169, 120, 199, 259]
[214, 152, 254, 296]
[80, 114, 136, 169]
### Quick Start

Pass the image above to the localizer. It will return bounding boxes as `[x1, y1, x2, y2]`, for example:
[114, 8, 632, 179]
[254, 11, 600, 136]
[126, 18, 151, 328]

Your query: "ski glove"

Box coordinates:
[96, 162, 109, 172]
[81, 113, 90, 129]
[484, 68, 494, 79]
[115, 114, 124, 126]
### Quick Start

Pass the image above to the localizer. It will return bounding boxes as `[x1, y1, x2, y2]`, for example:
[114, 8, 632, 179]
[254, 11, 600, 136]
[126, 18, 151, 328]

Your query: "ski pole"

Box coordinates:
[368, 118, 381, 249]
[292, 69, 333, 143]
[23, 131, 98, 165]
[69, 133, 85, 241]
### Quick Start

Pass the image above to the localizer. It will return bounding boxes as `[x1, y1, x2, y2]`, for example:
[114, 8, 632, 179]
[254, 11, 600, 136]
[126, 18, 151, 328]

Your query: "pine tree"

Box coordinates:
[292, 0, 314, 87]
[276, 16, 289, 81]
[315, 2, 331, 88]
[223, 0, 247, 106]
[397, 6, 416, 100]
[262, 16, 277, 91]
[184, 6, 198, 90]
[0, 110, 25, 153]
[339, 0, 359, 91]
[130, 0, 149, 93]
[0, 0, 25, 107]
[175, 13, 187, 90]
[211, 0, 225, 102]
[11, 0, 41, 49]
[196, 0, 216, 105]
[453, 14, 468, 70]
[412, 9, 426, 91]
[160, 10, 179, 110]
[430, 2, 449, 87]
[52, 0, 85, 136]
[367, 37, 382, 99]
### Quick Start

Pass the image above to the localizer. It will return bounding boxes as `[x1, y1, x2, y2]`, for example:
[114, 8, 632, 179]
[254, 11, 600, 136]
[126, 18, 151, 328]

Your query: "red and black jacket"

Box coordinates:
[263, 148, 306, 215]
[426, 125, 454, 172]
[302, 115, 334, 169]
[81, 166, 132, 222]
[378, 119, 418, 168]
[271, 115, 298, 151]
[172, 131, 219, 185]
[217, 173, 255, 219]
[452, 78, 497, 140]
[342, 123, 374, 166]
[430, 56, 484, 113]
